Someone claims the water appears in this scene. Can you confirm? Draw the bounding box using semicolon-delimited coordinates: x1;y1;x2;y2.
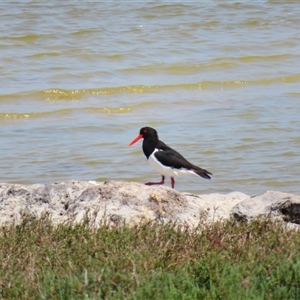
0;2;299;195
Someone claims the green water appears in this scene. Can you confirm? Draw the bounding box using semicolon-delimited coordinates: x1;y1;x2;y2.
0;2;299;194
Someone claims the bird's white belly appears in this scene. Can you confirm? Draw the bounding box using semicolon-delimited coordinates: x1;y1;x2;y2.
148;150;197;178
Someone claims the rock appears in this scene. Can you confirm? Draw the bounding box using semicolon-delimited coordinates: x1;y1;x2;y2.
231;191;300;226
0;181;299;228
183;191;248;224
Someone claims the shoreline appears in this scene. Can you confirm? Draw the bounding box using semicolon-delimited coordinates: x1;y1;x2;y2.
0;180;299;228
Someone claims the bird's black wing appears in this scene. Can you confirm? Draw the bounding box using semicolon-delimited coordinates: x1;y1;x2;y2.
155;141;192;169
155;141;212;179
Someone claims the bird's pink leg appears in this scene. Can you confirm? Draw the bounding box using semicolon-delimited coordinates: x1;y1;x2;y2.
171;177;175;189
145;176;165;186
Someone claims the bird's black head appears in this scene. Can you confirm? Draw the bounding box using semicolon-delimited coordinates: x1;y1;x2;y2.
129;126;158;146
139;127;158;139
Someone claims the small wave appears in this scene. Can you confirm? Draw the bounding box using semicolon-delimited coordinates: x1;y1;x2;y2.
28;52;60;58
0;109;73;120
1;73;300;103
0;101;157;120
122;62;237;74
122;54;294;74
71;28;102;36
42;86;164;99
0;33;55;42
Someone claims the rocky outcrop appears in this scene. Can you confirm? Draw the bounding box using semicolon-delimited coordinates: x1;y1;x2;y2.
0;180;299;228
231;191;300;225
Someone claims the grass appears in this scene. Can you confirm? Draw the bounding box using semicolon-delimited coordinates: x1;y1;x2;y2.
0;212;300;299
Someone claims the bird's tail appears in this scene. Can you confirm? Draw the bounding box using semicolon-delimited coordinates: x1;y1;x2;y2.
192;166;212;180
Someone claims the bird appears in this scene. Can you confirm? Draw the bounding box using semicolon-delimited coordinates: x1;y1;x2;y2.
129;126;212;189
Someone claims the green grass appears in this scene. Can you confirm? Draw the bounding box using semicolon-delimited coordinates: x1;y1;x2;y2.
0;213;300;299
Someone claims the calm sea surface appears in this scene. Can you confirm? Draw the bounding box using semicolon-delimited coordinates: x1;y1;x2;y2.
0;2;299;195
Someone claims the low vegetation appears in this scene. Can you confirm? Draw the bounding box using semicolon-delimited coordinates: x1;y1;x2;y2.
0;213;300;299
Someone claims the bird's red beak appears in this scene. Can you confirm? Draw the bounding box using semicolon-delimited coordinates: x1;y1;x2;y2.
129;134;143;146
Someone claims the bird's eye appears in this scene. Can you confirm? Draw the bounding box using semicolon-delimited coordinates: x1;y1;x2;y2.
143;129;148;133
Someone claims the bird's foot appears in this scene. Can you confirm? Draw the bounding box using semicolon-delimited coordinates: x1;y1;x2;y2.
145;181;164;186
145;176;165;186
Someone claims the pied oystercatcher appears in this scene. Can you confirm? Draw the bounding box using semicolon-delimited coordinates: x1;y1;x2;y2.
129;126;212;189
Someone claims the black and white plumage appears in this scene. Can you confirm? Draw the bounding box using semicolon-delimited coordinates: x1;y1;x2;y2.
129;126;212;189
